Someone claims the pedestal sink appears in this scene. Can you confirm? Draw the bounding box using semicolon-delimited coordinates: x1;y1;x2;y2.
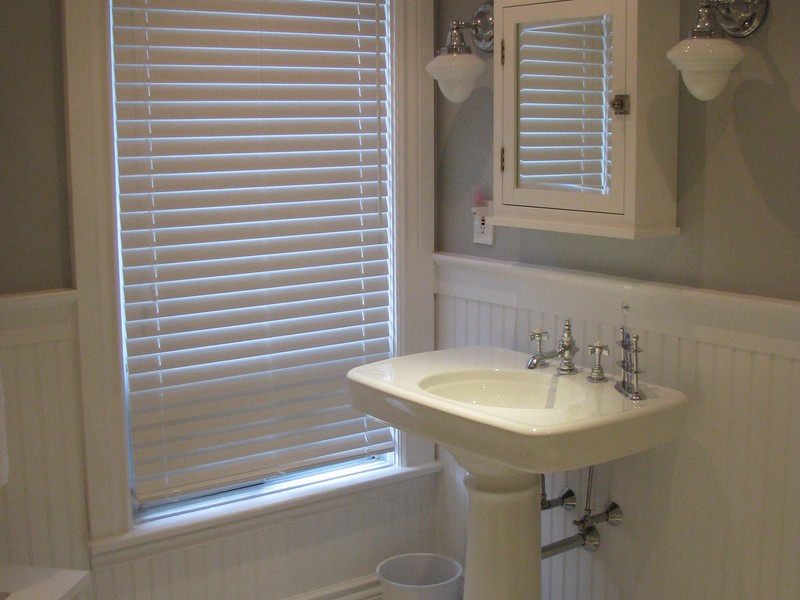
347;346;688;599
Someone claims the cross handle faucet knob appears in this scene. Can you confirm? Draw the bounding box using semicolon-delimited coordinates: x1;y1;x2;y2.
529;329;549;367
529;329;548;349
587;340;609;383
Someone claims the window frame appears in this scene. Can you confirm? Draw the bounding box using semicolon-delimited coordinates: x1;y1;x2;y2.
65;0;436;543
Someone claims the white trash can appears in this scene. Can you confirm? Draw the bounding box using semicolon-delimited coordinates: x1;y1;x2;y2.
377;553;462;600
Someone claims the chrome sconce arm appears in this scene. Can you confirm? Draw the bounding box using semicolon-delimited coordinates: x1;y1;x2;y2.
667;0;769;101
713;0;769;38
426;2;494;104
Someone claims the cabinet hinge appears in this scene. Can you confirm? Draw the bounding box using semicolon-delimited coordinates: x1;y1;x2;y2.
501;39;505;66
500;146;505;172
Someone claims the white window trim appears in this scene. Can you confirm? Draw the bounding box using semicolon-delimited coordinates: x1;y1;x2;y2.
64;0;436;542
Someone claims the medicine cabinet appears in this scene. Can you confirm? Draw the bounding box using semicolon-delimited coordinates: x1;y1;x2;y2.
491;0;680;238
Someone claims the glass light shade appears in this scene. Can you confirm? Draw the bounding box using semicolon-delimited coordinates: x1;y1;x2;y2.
667;37;744;101
426;53;485;104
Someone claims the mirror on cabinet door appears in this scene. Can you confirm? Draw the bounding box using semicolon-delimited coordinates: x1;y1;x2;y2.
492;0;680;239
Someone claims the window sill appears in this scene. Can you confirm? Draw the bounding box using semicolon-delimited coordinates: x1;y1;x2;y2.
89;462;442;569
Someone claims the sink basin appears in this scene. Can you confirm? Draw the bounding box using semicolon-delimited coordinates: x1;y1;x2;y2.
348;346;688;473
419;368;584;409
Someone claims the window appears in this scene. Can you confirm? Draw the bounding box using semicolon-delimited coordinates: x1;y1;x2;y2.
110;0;397;510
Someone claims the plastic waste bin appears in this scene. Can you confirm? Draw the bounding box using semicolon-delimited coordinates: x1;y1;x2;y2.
376;553;462;600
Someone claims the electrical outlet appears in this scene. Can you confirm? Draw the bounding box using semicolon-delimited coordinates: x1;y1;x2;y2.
472;202;494;245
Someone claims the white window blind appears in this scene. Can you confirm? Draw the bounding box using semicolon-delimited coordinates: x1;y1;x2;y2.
111;0;394;507
517;16;612;193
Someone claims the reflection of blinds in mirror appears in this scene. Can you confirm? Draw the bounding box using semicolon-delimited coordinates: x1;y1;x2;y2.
517;17;612;194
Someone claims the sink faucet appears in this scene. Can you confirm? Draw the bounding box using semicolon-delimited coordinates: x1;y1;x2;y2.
527;319;579;374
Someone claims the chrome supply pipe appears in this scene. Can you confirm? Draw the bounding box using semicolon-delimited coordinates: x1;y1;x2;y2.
541;525;600;559
582;466;595;518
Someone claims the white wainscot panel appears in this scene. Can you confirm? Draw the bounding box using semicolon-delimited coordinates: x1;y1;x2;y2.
0;291;93;600
92;474;438;600
433;253;800;600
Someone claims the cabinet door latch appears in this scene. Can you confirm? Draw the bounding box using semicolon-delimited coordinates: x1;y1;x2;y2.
609;94;630;115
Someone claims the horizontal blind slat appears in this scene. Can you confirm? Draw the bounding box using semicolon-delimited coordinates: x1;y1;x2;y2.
126;294;390;348
128;338;391;396
128;321;391;375
129;351;391;413
127;306;390;360
117;133;381;159
131;378;360;429
117;149;387;177
122;245;388;286
119;197;388;232
122;261;389;305
119;213;388;248
115;117;386;140
124;276;389;322
117;166;388;195
113;0;387;16
132;398;378;457
121;230;388;266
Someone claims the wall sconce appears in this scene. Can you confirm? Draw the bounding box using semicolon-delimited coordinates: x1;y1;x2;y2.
426;2;494;104
667;0;768;101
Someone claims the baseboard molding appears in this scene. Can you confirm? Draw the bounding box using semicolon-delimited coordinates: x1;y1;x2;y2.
286;575;381;600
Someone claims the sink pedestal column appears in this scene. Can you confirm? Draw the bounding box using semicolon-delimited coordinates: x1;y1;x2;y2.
461;464;542;599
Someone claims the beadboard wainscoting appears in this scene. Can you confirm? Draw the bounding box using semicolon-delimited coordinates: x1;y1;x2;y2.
90;472;438;600
433;253;800;600
0;291;89;569
0;292;439;600
0;291;92;599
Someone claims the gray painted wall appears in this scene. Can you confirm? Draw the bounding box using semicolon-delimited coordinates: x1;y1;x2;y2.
435;0;800;302
0;0;71;294
1;1;797;301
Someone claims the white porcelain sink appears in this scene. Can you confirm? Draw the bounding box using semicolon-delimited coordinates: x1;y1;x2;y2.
348;346;688;599
348;346;688;473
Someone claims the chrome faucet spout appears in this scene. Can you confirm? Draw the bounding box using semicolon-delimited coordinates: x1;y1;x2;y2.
526;350;560;369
